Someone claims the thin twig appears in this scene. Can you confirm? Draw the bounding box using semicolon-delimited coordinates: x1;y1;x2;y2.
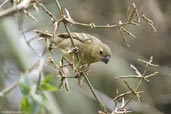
0;81;18;97
0;0;9;8
74;19;137;29
83;73;107;112
0;0;32;19
122;56;157;108
55;0;108;112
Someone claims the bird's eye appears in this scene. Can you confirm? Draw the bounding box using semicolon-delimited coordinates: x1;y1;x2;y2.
100;50;103;55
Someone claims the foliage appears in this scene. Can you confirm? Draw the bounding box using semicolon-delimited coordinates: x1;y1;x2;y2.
0;0;167;114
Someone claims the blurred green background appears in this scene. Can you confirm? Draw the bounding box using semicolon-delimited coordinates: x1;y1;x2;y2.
0;0;171;114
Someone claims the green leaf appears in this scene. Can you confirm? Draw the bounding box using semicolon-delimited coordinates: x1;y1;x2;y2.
41;83;58;92
19;82;31;95
43;74;54;83
20;96;31;114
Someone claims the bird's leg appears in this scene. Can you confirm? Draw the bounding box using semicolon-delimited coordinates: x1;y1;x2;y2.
59;56;79;78
59;56;73;72
67;46;81;69
60;56;74;69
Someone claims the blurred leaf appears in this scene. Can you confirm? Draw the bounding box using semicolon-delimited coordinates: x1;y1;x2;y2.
20;96;31;114
43;74;54;83
41;83;58;92
19;82;31;95
32;93;44;104
41;74;58;92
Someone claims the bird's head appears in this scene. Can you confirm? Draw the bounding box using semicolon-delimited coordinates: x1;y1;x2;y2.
93;43;112;64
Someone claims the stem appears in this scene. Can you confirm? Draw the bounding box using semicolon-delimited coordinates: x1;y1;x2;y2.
123;57;151;108
61;76;76;78
75;22;118;28
135;57;151;91
55;0;107;112
122;95;134;108
74;19;137;29
0;0;9;8
64;25;80;59
0;0;31;19
83;73;107;113
0;6;17;18
0;81;18;97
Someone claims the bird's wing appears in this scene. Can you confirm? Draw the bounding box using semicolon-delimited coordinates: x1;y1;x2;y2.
57;32;92;44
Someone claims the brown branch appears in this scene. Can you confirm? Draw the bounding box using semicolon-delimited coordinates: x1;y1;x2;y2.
0;0;31;19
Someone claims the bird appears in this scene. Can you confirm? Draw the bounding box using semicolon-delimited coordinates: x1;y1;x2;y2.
35;30;112;66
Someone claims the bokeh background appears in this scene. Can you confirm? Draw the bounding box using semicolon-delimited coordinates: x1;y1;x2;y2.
0;0;171;114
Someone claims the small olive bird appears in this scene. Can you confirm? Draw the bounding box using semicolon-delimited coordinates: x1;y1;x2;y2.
35;30;112;66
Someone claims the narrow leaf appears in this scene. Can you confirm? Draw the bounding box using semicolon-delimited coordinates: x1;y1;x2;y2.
41;83;58;92
20;96;31;114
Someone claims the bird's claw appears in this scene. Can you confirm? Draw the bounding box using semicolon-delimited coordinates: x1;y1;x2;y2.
67;47;79;54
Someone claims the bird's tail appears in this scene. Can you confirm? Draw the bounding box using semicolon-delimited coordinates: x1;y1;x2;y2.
35;30;53;39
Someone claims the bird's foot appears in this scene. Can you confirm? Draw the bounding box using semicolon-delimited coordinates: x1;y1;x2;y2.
67;47;79;54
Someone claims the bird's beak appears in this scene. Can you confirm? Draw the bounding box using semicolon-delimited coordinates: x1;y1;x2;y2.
102;56;110;64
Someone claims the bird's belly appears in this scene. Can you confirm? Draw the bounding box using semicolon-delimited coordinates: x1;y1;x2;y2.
62;52;90;65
